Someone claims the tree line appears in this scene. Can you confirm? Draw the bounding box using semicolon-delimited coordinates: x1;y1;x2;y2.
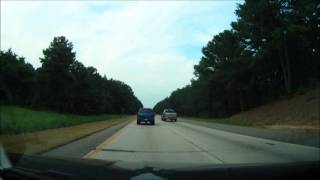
154;0;319;117
0;36;143;115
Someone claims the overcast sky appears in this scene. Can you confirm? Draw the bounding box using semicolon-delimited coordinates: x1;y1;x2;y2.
1;1;240;108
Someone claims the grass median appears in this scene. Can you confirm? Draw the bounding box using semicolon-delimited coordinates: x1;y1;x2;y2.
0;106;132;154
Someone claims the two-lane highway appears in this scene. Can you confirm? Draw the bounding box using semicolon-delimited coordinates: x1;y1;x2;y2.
83;116;320;168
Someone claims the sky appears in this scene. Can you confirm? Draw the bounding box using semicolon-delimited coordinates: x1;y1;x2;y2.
1;1;241;108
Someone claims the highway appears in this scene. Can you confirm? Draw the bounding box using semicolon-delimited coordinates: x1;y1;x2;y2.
82;116;320;168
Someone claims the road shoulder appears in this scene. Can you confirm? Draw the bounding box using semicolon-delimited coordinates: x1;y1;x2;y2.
179;118;320;147
41;121;131;158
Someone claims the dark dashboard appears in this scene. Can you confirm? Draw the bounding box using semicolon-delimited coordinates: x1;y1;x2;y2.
1;154;319;180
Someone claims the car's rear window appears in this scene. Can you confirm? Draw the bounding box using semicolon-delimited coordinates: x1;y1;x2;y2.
139;108;154;113
166;109;176;113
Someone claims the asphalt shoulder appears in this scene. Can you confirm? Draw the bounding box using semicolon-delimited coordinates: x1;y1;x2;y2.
40;121;130;158
179;119;320;148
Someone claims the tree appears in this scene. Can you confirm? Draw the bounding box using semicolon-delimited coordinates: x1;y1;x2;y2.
0;49;36;106
36;36;76;112
1;39;143;115
154;0;320;118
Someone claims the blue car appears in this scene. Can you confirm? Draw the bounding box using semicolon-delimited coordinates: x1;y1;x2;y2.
137;108;155;125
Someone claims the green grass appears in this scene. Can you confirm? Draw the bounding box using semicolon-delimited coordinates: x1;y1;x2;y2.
0;106;121;135
182;117;253;126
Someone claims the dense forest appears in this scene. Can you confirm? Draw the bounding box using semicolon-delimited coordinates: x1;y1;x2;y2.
154;0;319;117
0;36;143;115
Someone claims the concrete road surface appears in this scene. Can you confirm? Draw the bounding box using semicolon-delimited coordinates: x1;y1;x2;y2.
84;116;320;168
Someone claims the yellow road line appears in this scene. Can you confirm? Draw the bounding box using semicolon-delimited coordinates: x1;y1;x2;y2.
83;120;131;159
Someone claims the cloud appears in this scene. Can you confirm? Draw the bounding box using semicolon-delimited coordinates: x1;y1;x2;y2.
1;1;239;107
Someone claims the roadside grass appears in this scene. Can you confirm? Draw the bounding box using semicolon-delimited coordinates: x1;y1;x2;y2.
0;106;121;135
0;117;132;154
181;117;253;126
230;88;320;133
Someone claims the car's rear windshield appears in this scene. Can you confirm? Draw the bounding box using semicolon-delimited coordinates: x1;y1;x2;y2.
139;108;154;113
166;109;175;113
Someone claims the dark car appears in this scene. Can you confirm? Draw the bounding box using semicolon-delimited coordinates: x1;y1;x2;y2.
137;108;155;125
